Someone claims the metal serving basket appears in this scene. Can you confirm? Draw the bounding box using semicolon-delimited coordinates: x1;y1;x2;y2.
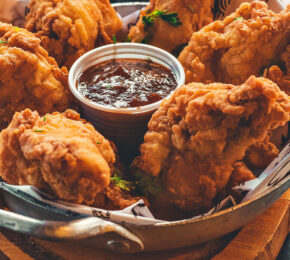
0;1;289;254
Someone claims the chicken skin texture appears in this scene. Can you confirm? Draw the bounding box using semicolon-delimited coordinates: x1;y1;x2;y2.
0;23;71;130
128;0;213;53
133;76;290;212
178;1;290;85
245;134;279;169
263;45;290;95
0;109;116;205
25;0;122;68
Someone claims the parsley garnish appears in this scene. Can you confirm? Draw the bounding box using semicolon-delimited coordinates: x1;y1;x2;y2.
43;116;46;122
126;36;131;42
96;141;101;144
105;86;112;90
142;10;182;28
0;40;7;44
133;170;163;196
13;27;20;31
110;170;135;191
234;17;243;21
112;34;116;44
34;129;43;132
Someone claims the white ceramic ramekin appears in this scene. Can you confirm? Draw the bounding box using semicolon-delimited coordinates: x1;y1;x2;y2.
69;43;185;161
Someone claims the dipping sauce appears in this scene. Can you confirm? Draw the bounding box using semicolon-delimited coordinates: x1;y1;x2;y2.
77;59;177;108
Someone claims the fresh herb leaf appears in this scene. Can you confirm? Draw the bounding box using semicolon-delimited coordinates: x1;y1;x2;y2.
112;34;116;44
110;173;135;191
34;129;43;132
126;36;131;42
105;85;112;90
133;170;163;196
43;116;46;122
187;5;196;13
234;17;243;21
96;141;101;144
0;40;7;44
142;9;182;28
13;27;20;31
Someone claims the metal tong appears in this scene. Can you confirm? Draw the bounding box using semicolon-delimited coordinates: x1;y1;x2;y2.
0;180;144;253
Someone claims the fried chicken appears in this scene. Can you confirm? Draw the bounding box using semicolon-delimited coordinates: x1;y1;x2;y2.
133;76;290;213
128;0;213;53
178;1;290;85
0;109;116;205
25;0;122;68
0;22;71;130
263;45;290;95
245;134;279;169
227;161;256;189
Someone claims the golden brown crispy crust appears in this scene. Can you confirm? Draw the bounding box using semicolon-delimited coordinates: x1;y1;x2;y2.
178;1;290;84
0;109;116;205
245;135;279;169
263;45;290;95
227;161;255;189
133;76;290;212
128;0;213;53
25;0;122;68
0;22;72;130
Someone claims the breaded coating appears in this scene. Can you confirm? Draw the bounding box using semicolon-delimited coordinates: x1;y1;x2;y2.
263;45;290;95
25;0;122;68
0;109;116;205
178;1;290;85
245;135;279;169
227;161;255;189
133;76;290;212
0;22;71;130
128;0;213;53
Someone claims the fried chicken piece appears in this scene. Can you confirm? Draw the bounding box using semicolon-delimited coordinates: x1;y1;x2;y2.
263;45;290;95
0;109;116;205
227;161;255;189
25;0;122;68
0;22;71;130
178;1;290;84
128;0;213;53
133;76;290;213
245;135;279;169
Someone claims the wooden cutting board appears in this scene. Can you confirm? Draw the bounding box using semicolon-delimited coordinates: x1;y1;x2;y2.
0;188;289;260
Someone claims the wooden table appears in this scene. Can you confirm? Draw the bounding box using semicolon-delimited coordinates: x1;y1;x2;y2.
0;188;289;260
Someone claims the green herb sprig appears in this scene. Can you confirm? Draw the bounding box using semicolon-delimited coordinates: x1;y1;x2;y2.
112;34;116;44
34;129;43;133
133;170;163;196
234;17;243;21
142;10;182;28
0;40;7;44
111;168;135;191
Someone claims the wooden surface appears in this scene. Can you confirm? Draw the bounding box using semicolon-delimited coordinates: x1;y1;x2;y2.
0;189;289;260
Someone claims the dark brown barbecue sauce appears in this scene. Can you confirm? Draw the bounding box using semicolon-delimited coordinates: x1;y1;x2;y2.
77;59;177;108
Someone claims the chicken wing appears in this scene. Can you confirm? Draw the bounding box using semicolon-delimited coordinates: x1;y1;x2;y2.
0;22;71;130
128;0;213;53
133;76;290;213
0;109;116;205
25;0;122;68
178;1;290;85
